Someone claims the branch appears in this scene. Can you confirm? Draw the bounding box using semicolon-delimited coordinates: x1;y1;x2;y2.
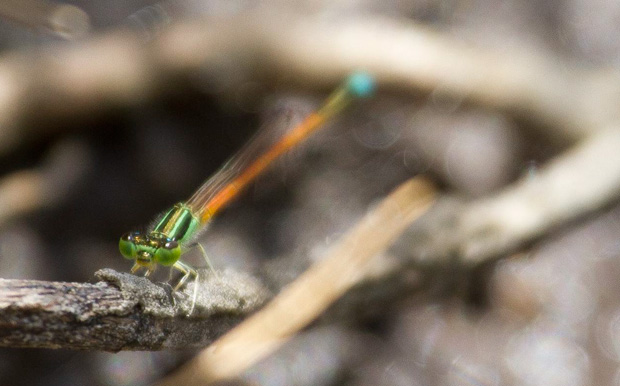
0;268;269;351
395;128;620;265
1;13;618;153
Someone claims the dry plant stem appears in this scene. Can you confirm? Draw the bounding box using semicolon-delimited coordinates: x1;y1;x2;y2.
403;128;620;265
157;177;436;386
459;128;620;262
0;13;617;153
250;15;620;143
0;269;268;350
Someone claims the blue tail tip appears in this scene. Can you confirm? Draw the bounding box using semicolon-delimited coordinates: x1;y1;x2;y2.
347;71;375;98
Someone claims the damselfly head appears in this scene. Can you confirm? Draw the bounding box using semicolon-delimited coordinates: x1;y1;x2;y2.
119;231;181;267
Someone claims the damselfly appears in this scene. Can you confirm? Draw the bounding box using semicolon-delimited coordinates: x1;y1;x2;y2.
119;72;375;313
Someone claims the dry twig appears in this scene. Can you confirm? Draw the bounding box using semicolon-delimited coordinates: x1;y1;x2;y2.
0;269;269;350
1;13;618;153
397;128;620;265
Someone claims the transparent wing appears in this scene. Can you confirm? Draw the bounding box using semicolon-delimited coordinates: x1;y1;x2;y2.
186;102;308;222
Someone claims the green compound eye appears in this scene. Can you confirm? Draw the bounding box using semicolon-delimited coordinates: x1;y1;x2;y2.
154;240;181;266
119;233;138;260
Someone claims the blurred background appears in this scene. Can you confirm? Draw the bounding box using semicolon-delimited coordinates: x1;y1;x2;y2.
1;0;620;385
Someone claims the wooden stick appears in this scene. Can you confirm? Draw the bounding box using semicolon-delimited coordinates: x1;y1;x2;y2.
0;268;269;351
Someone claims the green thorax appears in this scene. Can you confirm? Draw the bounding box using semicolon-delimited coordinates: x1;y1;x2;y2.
153;202;200;243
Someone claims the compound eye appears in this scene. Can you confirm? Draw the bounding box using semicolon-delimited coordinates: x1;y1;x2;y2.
154;240;181;266
119;232;138;260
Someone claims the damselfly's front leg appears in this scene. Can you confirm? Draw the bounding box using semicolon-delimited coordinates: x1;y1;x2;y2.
131;262;156;277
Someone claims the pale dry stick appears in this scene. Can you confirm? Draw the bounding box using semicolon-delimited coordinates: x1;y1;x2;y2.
161;13;620;143
0;13;617;154
460;128;620;262
400;128;620;266
157;177;436;386
250;14;620;143
0;0;90;39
